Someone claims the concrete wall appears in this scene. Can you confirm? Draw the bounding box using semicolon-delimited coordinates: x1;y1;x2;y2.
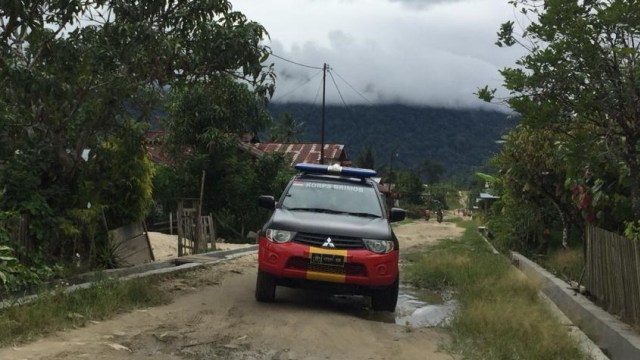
512;252;640;360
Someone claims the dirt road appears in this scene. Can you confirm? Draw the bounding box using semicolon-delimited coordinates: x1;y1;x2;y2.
1;216;462;360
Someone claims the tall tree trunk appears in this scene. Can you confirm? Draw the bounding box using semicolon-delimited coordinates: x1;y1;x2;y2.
628;137;640;221
629;161;640;221
549;197;569;248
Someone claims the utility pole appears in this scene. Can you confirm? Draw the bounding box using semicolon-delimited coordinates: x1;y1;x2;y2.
320;63;327;164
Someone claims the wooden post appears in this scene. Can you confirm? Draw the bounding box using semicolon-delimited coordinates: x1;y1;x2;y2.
177;201;184;257
196;171;206;253
169;212;173;235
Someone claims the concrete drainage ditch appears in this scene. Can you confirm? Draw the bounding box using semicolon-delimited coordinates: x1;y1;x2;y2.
512;252;637;360
0;245;258;310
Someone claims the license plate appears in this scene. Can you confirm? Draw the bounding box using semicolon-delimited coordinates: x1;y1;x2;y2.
310;253;345;267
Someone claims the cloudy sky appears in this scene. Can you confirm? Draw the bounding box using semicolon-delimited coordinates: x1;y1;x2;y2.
234;0;527;110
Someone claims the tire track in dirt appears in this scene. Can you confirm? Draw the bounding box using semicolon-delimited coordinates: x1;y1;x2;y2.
2;219;464;360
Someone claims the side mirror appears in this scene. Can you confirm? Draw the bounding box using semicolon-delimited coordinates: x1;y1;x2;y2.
258;195;276;210
389;207;406;223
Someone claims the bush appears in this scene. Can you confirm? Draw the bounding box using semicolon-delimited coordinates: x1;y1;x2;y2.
402;203;427;219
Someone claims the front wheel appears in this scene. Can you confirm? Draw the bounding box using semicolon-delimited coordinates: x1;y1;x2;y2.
255;270;276;302
371;276;399;312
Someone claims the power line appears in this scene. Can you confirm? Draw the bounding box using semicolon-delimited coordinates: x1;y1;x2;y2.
270;53;324;70
311;72;324;106
327;69;353;112
331;68;374;105
272;69;323;102
268;54;373;105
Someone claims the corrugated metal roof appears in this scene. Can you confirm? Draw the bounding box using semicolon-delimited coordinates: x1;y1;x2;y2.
479;192;500;199
144;131;264;166
254;143;347;165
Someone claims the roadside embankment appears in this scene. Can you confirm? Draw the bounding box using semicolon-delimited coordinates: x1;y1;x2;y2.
512;252;640;360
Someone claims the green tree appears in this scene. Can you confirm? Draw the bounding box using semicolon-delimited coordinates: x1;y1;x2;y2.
154;143;292;241
269;112;303;143
479;0;640;231
488;126;582;250
166;78;272;153
162;78;292;240
396;170;423;205
82;121;154;228
355;144;376;170
420;159;445;185
0;1;275;266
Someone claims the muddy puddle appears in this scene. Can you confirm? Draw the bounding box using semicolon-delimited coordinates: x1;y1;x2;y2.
394;285;457;328
327;284;457;328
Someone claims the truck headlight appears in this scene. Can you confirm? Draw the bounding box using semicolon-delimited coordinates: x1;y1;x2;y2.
363;239;394;254
265;229;295;243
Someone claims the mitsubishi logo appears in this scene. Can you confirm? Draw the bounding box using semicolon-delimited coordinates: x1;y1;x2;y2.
322;237;335;248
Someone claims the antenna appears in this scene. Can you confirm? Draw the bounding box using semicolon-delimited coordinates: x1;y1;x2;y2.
320;63;327;164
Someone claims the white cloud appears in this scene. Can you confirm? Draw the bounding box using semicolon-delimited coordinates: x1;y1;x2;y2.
235;0;527;109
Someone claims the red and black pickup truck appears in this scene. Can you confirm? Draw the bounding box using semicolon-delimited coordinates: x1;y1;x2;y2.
255;163;406;312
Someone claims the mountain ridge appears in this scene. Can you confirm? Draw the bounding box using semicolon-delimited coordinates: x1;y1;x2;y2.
267;103;518;182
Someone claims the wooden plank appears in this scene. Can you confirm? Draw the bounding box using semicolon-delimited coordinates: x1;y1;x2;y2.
604;230;610;305
625;238;639;324
108;223;153;267
587;225;640;325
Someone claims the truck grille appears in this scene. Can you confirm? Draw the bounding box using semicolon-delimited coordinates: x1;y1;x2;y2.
286;257;367;276
294;232;364;249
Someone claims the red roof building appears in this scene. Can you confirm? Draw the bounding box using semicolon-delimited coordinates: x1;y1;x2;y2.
145;131;350;168
253;143;350;166
145;131;174;166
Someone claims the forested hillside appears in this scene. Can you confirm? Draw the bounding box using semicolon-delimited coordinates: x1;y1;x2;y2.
268;103;518;182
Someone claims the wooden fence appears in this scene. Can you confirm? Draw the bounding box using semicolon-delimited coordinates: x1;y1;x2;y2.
147;213;178;234
586;225;640;325
0;214;32;259
176;199;216;256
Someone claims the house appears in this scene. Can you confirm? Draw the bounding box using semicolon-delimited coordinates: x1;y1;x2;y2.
475;192;500;211
145;131;174;166
253;143;351;166
145;131;265;167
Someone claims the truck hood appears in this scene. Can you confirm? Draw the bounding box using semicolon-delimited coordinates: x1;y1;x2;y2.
265;208;392;239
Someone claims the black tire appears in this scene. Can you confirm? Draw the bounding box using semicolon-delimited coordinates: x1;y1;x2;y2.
371;275;399;312
255;270;276;302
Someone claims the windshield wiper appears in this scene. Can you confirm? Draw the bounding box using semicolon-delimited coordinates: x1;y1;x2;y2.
345;212;381;218
284;207;342;214
284;207;379;217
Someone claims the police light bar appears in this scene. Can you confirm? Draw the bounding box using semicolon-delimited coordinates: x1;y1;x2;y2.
294;163;376;178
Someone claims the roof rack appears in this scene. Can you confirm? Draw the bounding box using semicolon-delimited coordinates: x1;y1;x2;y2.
294;163;376;178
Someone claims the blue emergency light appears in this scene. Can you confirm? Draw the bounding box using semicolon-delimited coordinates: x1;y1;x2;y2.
294;163;377;178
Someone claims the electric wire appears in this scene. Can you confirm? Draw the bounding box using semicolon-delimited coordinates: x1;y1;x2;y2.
270;53;324;70
330;68;374;105
266;55;392;164
272;69;323;102
281;72;324;138
311;76;323;106
266;54;370;145
327;68;355;114
266;52;323;140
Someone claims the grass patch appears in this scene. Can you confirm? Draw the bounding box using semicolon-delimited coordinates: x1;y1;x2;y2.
0;277;170;347
447;216;464;224
540;247;585;283
445;192;462;210
403;220;588;360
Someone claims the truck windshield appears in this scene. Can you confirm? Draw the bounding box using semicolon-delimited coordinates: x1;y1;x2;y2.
282;179;383;217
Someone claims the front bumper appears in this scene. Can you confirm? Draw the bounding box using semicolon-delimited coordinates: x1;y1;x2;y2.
258;236;398;287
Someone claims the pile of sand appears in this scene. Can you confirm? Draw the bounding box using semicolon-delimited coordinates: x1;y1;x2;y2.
147;232;254;261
